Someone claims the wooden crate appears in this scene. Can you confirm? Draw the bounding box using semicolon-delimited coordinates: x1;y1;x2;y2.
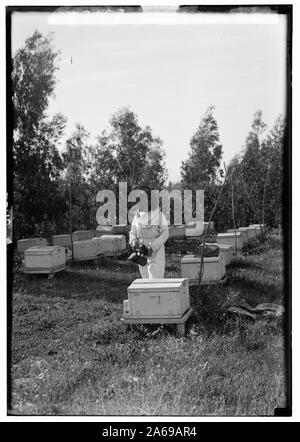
73;240;98;261
217;232;244;249
17;238;48;254
52;234;71;248
72;230;94;242
127;278;190;318
23;246;65;274
181;255;226;285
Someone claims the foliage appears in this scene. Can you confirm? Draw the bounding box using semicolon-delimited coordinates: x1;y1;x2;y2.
12;31;67;239
181;105;223;190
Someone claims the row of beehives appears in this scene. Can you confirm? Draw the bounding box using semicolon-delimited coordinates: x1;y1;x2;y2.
19;229;128;274
180;223;266;285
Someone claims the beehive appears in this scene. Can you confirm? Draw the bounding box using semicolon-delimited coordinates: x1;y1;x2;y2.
112;224;130;235
113;234;127;251
217;232;244;249
73;240;98;261
249;224;266;235
94;235;121;256
181;255;226;285
94;225;118;237
23;246;66;274
227;228;248;244
247;226;259;239
17;237;48;254
169;225;186;238
204;221;214;232
52;234;71;248
206;242;234;266
72;230;94;242
185;221;204;237
127;278;190;318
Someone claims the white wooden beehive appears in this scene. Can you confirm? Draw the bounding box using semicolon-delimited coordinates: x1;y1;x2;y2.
127;278;190;318
169;225;186;238
72;230;94;242
181;255;226;285
185;221;204;237
113;235;127;251
94;226;118;237
227;228;249;244
17;237;48;254
52;234;71;248
112;224;130;235
249;224;266;235
23;246;66;273
207;242;234;266
217;232;244;249
95;235;121;256
73;240;98;261
247;226;259;239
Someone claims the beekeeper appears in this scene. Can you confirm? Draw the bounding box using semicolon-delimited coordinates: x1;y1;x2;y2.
129;199;169;279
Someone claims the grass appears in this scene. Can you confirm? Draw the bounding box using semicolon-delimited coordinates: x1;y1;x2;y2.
9;232;286;416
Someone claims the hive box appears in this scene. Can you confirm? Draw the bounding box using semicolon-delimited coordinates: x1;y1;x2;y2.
23;246;65;274
249;224;266;235
112;224;130;235
206;243;234;266
93;235;121;256
217;232;244;250
72;230;94;242
113;234;127;251
227;228;249;244
181;255;226;285
169;225;186;238
127;278;190;318
185;221;214;237
94;226;118;237
52;234;71;248
73;240;98;261
247;226;259;239
17;237;48;254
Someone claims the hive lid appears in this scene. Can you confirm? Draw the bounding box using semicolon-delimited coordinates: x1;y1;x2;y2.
207;242;233;250
73;230;93;234
217;232;241;237
73;240;94;245
238;227;249;231
128;278;188;291
53;234;71;238
18;237;46;243
25;246;63;254
99;235;119;240
181;255;220;264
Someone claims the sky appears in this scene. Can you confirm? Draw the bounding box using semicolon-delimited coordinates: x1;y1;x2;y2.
11;10;287;182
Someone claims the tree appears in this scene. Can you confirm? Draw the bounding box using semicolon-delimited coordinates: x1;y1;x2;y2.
12;31;66;239
61;124;96;230
181;105;223;190
94;107;167;191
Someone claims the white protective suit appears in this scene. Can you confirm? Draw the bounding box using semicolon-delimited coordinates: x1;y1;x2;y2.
129;208;169;279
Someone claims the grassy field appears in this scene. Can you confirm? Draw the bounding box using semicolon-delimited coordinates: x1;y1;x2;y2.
9;233;286;416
